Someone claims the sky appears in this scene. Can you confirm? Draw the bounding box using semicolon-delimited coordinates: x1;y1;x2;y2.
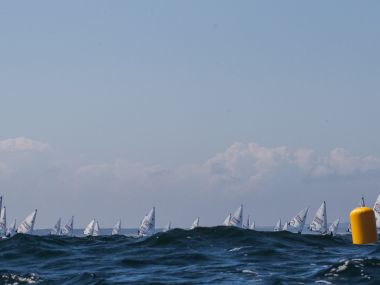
0;1;380;229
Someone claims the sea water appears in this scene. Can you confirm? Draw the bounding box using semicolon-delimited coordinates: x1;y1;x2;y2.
0;227;379;284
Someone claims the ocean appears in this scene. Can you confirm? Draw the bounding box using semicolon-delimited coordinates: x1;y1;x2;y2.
0;227;379;284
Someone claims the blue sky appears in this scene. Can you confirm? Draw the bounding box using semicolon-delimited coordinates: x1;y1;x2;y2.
0;1;379;228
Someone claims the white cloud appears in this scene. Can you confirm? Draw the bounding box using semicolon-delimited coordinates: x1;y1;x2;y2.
307;148;380;177
203;142;290;187
74;143;380;193
0;137;49;152
202;143;380;188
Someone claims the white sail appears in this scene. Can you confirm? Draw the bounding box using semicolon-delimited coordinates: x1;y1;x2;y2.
274;219;282;232
61;216;74;236
0;207;6;236
229;205;243;228
17;209;37;234
93;221;100;236
250;220;256;230
51;218;61;235
163;222;171;232
190;217;199;230
283;221;289;231
289;207;309;234
347;223;352;233
84;219;95;236
223;213;231;226
138;207;155;236
309;201;328;234
112;219;121;235
328;218;340;236
6;219;16;237
373;194;380;228
244;215;251;229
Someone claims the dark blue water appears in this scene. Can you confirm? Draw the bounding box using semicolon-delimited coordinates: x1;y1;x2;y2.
0;227;379;284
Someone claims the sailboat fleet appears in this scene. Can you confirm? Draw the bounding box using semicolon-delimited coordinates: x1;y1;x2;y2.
0;194;380;238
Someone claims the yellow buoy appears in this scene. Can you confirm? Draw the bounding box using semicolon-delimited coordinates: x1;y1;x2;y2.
350;207;378;245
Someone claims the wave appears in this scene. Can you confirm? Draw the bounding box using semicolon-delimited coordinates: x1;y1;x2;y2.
0;227;378;284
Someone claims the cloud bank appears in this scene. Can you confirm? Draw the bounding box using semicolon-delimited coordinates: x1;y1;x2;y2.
1;139;380;227
76;142;380;192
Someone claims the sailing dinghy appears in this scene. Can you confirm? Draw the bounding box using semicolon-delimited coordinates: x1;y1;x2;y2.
223;213;231;226
17;210;37;234
84;219;95;236
373;194;380;229
61;216;74;236
244;215;251;229
163;222;172;232
112;219;121;235
93;221;100;236
289;207;309;234
229;205;243;228
250;220;256;230
51;218;62;235
328;218;340;236
309;201;328;235
274;219;282;232
138;207;155;237
190;217;200;230
0;207;6;237
6;219;16;237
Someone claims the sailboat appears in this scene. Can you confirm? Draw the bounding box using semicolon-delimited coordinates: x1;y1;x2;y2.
84;219;95;236
17;209;37;234
0;206;7;237
250;220;256;230
138;207;155;237
274;219;282;232
51;218;62;235
328;218;340;236
373;194;380;229
289;207;309;234
309;201;328;234
61;216;74;236
190;217;200;230
229;205;243;228
163;222;171;232
283;221;289;231
93;221;100;236
112;219;121;235
347;223;352;233
244;215;251;229
6;219;16;237
223;213;231;226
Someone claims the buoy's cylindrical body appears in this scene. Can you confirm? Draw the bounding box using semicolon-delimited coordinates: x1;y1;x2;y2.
350;207;378;245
